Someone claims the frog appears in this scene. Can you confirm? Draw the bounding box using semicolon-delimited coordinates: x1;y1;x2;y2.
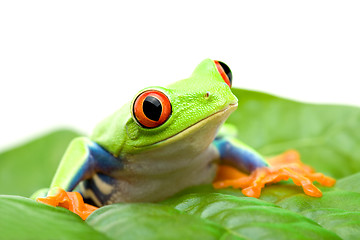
35;59;336;220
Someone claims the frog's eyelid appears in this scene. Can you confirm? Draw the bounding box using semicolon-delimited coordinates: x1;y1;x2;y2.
214;60;232;87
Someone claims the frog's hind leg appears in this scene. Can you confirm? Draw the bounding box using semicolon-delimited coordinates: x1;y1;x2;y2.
212;137;336;198
212;137;269;197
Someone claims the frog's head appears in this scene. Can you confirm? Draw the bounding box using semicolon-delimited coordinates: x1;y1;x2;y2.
92;59;238;156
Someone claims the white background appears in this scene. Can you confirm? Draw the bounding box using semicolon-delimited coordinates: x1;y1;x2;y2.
0;1;359;151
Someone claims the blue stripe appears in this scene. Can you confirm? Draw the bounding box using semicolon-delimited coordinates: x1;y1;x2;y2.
68;142;123;192
89;142;123;173
213;138;268;173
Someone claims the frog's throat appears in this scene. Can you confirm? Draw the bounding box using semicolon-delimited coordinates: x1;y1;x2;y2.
140;103;238;148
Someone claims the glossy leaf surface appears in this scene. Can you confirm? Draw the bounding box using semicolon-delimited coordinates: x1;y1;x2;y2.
0;195;108;240
0;130;80;196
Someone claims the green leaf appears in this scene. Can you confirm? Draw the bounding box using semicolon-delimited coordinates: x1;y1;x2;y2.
168;184;360;240
228;89;360;179
162;193;340;240
273;190;360;239
336;172;360;193
86;203;245;240
0;129;81;196
301;209;360;240
0;195;109;240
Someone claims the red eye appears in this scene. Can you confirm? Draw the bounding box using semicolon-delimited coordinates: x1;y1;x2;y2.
133;90;172;128
214;60;232;87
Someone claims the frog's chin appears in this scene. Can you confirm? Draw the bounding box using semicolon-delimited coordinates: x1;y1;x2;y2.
149;103;238;149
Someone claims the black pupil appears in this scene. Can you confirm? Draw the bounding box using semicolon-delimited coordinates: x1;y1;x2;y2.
218;61;232;85
143;96;162;121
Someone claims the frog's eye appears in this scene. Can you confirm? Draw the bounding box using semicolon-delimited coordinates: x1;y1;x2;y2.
133;90;172;128
214;60;232;88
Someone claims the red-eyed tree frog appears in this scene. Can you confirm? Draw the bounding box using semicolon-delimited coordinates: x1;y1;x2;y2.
35;59;335;220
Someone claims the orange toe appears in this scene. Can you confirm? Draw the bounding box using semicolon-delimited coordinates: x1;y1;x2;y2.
63;192;99;220
302;183;322;197
36;188;67;207
309;172;336;187
242;186;262;198
37;188;98;220
213;150;336;198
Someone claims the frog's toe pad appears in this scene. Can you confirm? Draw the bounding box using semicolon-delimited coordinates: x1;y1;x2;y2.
36;188;98;220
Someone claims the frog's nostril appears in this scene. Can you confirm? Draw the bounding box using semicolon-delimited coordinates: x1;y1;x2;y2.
204;92;210;99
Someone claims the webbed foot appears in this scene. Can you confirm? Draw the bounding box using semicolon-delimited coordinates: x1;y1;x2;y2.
36;188;98;220
213;150;336;198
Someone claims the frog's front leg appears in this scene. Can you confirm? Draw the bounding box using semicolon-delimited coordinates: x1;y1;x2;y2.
36;137;123;219
212;137;336;198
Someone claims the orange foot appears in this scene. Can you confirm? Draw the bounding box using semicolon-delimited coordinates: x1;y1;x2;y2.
36;188;98;220
213;150;336;198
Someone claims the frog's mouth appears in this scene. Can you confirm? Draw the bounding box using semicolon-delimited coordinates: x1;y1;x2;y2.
146;102;238;148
